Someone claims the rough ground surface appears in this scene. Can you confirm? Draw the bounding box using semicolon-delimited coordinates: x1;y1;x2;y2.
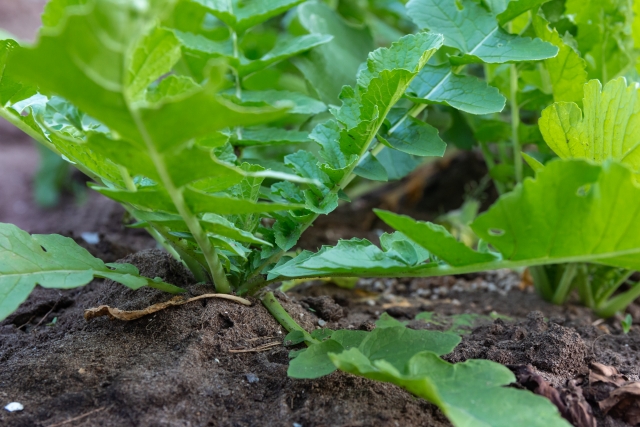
1;249;638;427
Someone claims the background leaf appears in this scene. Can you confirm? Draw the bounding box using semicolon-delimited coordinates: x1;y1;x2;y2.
406;0;558;64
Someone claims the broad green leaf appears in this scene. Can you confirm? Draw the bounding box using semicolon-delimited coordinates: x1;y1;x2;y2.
376;148;422;180
238;35;332;77
331;32;444;158
284;150;332;195
330;351;571;427
532;15;587;104
0;223;184;321
353;153;388;181
231;128;309;146
471;159;640;270
375;210;496;267
2;94;125;186
294;1;374;104
132;211;269;245
92;185;303;215
287;338;345;378
407;65;506;115
270;238;426;278
496;0;552;25
4;0;168;140
406;0;558;64
238;90;326;115
288;326;459;379
380;232;431;266
273;159;640;279
84;132;247;187
176;31;332;77
564;0;634;81
357;327;460;372
539;78;640;173
192;0;304;33
128;27;182;100
379;116;447;156
4;1;287;152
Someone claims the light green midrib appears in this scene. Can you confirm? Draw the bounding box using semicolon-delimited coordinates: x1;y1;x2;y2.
0;269;123;279
274;246;640;279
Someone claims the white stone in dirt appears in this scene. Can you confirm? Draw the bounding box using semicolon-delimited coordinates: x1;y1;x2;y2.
318;319;326;326
80;232;100;244
245;373;259;383
4;402;23;412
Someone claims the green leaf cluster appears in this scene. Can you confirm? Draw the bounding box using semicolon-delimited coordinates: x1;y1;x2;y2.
0;0;337;300
273;158;640;281
287;315;570;427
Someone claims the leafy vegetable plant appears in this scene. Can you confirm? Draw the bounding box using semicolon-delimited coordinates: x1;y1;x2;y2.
286;313;571;427
1;0;638;426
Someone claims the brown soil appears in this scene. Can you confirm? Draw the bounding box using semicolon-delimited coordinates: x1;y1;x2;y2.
1;249;639;427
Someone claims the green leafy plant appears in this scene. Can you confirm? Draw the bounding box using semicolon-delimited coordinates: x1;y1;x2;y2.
1;1;638;425
286;313;571;427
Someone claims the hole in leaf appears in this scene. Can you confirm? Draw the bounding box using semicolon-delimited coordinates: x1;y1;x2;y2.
576;184;592;197
40;246;47;252
488;229;505;237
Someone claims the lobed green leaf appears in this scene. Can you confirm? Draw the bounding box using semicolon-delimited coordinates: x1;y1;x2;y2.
0;223;184;322
407;0;558;64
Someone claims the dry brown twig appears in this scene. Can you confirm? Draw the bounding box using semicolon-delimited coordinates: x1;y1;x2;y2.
84;294;252;321
45;405;111;427
229;342;281;353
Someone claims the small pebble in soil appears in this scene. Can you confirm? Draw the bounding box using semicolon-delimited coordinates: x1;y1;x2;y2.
80;232;100;244
318;319;326;326
293;423;302;427
4;402;23;412
245;373;259;383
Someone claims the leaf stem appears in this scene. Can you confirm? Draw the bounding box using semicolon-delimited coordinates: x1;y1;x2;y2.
510;63;522;183
529;265;553;301
478;141;506;195
551;263;578;305
231;28;243;141
595;270;633;306
596;281;640;318
574;264;594;308
126;107;232;293
260;291;319;344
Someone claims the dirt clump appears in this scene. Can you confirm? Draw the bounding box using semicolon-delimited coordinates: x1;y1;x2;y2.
447;311;589;382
